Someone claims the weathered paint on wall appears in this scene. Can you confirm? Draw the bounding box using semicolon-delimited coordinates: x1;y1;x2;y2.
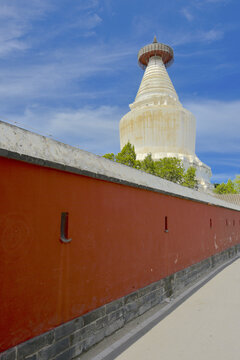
0;155;239;353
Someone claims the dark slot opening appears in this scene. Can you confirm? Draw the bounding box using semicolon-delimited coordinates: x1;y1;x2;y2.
210;218;212;228
165;216;168;233
60;212;72;243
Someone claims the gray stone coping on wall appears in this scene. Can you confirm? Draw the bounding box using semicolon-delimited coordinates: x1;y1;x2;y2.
0;120;240;212
1;244;239;360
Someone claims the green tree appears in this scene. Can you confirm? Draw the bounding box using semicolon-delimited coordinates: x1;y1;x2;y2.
214;179;238;194
134;160;142;170
102;143;199;190
182;166;198;189
154;157;184;184
103;153;115;161
115;142;137;167
233;175;240;193
140;153;156;175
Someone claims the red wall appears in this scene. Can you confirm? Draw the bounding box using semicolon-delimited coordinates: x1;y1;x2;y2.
0;156;239;352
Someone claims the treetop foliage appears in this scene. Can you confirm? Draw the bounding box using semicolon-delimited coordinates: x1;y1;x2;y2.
103;142;198;189
182;167;198;190
154;157;185;184
214;177;240;194
103;142;240;194
115;142;136;167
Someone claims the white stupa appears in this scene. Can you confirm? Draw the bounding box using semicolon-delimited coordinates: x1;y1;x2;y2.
119;37;212;192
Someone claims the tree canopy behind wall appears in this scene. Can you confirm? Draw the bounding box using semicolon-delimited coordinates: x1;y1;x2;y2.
103;142;198;190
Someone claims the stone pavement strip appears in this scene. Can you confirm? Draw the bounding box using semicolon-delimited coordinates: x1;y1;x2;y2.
116;258;240;360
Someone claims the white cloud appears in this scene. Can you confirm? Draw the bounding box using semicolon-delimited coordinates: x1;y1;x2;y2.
71;13;102;30
200;29;223;41
184;99;240;154
0;18;28;56
0;0;51;57
204;0;229;3
211;173;236;182
61;1;102;37
171;28;224;46
0;0;50;19
0;39;28;56
48;106;120;138
0;1;103;56
209;159;240;168
77;0;99;11
4;105;123;155
181;8;194;21
85;13;102;29
0;0;103;55
193;0;231;8
0;5;20;19
0;42;135;101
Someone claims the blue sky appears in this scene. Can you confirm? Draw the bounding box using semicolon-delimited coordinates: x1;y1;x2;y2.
0;0;239;183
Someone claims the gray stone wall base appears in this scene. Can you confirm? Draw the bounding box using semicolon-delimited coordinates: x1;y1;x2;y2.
1;244;240;360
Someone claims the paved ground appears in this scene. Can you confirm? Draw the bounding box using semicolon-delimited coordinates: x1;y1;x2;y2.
116;258;240;360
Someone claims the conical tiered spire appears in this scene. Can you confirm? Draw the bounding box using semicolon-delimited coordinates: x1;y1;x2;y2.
134;56;179;106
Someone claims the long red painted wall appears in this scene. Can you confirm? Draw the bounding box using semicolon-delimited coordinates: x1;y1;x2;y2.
0;156;239;352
